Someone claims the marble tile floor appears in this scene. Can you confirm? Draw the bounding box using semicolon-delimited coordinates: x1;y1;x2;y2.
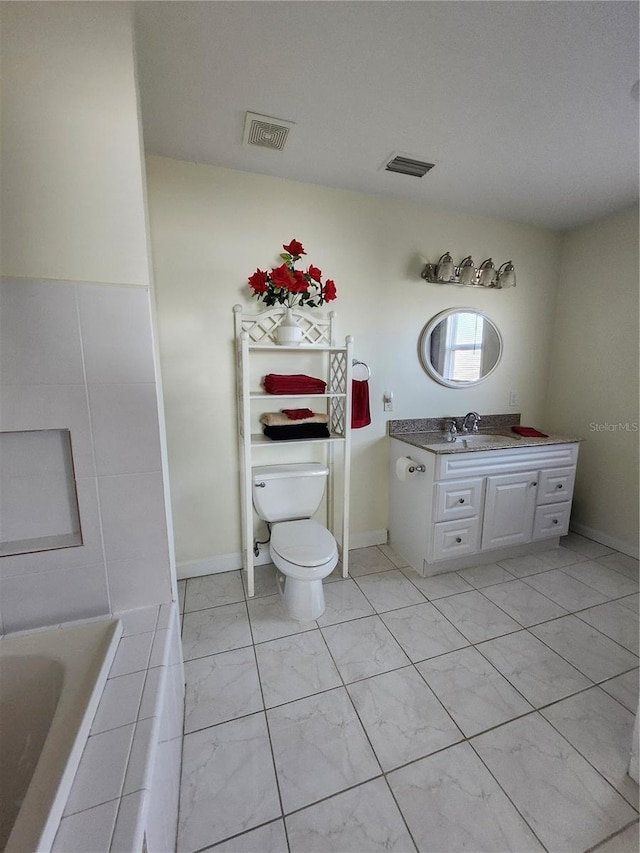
176;534;639;853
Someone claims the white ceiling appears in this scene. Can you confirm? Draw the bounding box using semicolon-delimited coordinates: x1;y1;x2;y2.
134;1;639;231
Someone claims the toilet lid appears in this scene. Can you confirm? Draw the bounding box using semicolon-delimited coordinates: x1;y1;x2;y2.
271;519;337;567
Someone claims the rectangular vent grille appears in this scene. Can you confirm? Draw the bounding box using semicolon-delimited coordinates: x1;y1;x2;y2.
385;155;435;177
243;112;294;152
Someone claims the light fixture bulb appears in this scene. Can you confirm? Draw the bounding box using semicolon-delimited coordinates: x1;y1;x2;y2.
436;252;455;282
478;258;497;287
458;256;476;285
497;260;516;289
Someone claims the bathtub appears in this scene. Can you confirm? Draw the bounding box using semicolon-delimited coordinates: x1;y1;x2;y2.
0;619;122;853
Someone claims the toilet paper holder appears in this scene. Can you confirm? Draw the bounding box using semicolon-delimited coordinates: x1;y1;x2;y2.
408;464;426;473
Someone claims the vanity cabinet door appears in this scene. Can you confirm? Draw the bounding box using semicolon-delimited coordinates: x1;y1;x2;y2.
481;471;538;550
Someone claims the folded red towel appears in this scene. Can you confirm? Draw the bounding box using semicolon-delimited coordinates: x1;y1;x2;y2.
264;374;325;385
511;426;549;438
281;408;315;420
264;373;327;394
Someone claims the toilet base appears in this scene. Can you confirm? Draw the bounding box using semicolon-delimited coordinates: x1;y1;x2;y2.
277;571;326;621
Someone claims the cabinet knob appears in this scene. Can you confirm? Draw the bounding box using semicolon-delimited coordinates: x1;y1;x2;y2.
556;483;563;489
552;519;559;524
455;537;462;543
458;498;465;504
531;481;537;487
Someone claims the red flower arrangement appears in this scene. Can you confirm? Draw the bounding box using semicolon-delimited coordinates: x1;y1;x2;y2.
248;239;337;309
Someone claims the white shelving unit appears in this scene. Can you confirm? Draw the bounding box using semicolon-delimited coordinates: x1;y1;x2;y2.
233;304;353;596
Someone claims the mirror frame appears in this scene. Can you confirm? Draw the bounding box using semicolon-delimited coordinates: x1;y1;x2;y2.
418;308;503;388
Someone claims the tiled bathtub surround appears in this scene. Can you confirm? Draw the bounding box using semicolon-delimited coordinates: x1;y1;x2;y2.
177;534;639;852
50;602;184;852
0;278;173;633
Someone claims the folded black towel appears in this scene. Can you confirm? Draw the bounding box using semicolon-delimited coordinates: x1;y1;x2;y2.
263;423;331;441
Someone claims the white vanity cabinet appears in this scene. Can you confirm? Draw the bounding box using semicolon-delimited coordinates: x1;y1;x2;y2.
389;437;580;576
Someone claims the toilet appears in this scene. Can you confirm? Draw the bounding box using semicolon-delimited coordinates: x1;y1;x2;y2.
251;463;339;620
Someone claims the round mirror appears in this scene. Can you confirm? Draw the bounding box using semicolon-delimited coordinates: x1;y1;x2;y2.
419;309;503;388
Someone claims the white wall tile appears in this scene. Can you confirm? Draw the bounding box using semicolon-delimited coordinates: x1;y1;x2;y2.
1;472;79;542
78;285;156;384
0;280;84;385
110;631;155;677
0;385;96;477
110;791;146;853
98;472;169;563
64;724;135;815
0;477;105;578
106;555;172;613
91;671;146;734
117;605;159;636
52;799;119;853
123;716;159;795
146;734;182;853
1;562;110;633
139;666;164;720
88;383;162;476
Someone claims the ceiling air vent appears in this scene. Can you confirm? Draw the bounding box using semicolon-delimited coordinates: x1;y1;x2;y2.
242;112;295;152
384;154;435;178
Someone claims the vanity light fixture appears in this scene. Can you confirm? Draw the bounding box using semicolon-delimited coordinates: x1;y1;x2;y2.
421;253;516;289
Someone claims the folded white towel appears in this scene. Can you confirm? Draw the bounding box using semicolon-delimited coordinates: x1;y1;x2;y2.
259;411;329;427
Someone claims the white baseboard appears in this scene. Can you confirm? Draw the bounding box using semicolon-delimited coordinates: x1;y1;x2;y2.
177;529;389;580
342;529;388;550
569;522;639;560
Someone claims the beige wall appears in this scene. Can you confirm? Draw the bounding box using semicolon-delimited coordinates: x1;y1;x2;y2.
0;2;149;285
544;207;639;556
146;155;565;572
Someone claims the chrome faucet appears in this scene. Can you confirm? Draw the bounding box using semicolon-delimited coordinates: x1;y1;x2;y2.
461;412;481;434
446;420;458;442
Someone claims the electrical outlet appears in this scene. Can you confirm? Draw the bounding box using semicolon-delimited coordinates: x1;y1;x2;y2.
383;391;393;412
508;390;519;406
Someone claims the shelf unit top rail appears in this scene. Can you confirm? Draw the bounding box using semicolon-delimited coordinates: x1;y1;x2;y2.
233;303;335;346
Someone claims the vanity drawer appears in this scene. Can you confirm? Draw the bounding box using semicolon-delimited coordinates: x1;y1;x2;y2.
532;502;571;539
434;479;483;522
536;467;576;505
431;517;481;561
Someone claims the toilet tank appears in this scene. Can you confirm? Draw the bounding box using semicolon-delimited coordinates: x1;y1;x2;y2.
252;463;328;522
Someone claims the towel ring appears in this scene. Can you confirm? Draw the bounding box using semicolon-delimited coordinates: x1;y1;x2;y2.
352;359;371;380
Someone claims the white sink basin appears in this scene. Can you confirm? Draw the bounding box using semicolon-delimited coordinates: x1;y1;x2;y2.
458;434;514;446
421;433;519;452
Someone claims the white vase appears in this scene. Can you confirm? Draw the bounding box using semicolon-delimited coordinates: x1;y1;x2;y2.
276;307;304;346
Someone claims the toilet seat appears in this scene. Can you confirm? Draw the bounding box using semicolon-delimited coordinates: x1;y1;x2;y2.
270;519;338;580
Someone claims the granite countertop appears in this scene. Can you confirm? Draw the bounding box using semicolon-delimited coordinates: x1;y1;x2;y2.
388;415;582;455
392;429;583;454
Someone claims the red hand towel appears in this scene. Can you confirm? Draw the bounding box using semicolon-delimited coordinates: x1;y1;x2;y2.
281;408;315;420
352;379;371;429
511;426;549;438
